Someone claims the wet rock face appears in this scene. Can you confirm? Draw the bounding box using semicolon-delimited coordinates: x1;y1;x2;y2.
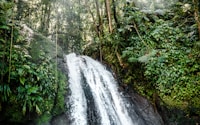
35;54;164;125
50;88;164;125
64;53;164;125
51;113;70;125
123;89;164;125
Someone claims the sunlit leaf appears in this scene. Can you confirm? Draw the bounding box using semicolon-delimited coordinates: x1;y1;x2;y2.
23;64;30;69
0;25;9;30
22;101;26;115
18;68;24;76
27;86;38;94
35;104;41;115
20;77;25;85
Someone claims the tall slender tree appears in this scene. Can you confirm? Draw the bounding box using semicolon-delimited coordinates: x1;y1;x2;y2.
105;0;112;33
193;0;200;38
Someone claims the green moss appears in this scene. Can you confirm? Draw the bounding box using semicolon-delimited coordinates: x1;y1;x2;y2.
162;96;188;109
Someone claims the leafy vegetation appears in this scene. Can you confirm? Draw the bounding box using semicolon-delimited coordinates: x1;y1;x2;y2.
120;2;200;114
84;0;200;123
0;1;66;123
1;0;200;124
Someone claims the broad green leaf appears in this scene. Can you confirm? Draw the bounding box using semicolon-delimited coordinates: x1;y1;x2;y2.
37;76;40;81
23;65;30;70
118;28;124;32
0;38;6;43
27;86;38;94
22;101;26;115
18;68;24;76
128;57;138;62
35;104;41;115
0;25;9;30
20;77;25;85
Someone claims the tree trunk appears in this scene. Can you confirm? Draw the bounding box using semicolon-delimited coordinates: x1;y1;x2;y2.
40;2;51;36
45;4;51;36
112;0;120;28
193;0;200;39
95;0;102;36
105;0;112;33
16;0;24;20
95;0;103;62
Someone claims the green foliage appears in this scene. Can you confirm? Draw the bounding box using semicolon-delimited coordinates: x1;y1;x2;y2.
36;112;52;125
0;44;56;122
51;70;67;116
0;1;67;123
87;0;200;119
120;2;200;115
145;46;200;108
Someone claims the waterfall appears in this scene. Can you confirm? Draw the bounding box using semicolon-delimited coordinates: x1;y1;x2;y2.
64;53;163;125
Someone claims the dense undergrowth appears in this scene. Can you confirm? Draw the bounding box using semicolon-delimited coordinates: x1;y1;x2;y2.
0;1;66;124
84;1;200;124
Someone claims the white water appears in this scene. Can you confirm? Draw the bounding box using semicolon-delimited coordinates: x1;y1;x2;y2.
65;53;142;125
66;53;87;125
65;53;141;125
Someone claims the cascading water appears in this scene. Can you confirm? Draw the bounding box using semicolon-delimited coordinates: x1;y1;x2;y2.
64;53;163;125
